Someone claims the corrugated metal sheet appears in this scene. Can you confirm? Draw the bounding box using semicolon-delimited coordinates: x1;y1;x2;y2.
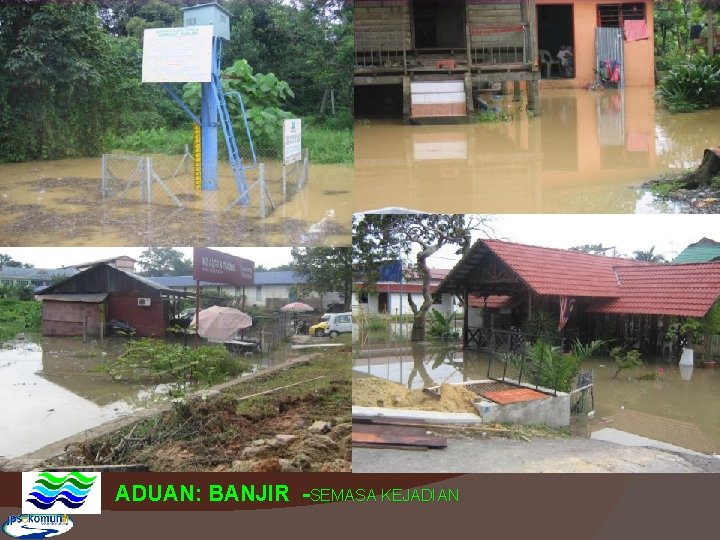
595;27;624;86
39;293;108;303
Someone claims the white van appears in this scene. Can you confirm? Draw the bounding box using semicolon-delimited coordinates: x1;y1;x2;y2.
326;312;352;337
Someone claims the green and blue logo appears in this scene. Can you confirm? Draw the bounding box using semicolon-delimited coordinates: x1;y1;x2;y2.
2;514;73;538
21;472;102;515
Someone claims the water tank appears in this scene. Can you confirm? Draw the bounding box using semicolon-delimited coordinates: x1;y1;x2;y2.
181;3;231;41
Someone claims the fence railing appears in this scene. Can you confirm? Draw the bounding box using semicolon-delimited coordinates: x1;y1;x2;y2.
466;24;529;68
355;27;407;72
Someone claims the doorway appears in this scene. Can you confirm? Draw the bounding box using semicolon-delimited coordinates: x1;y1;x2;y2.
537;5;574;78
412;0;465;49
378;292;389;313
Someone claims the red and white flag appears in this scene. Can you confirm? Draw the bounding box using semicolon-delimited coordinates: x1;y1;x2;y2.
559;296;575;331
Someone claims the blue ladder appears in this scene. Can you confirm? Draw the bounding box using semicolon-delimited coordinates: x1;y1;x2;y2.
211;39;249;205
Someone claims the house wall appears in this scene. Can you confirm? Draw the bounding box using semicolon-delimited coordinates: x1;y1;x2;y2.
537;0;654;87
467;2;524;50
107;295;167;337
355;0;411;52
42;301;103;336
360;292;455;315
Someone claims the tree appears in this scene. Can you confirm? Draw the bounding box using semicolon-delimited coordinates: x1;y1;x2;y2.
290;247;352;309
0;254;31;269
353;214;493;341
633;246;667;262
0;2;113;161
138;248;192;276
569;244;616;256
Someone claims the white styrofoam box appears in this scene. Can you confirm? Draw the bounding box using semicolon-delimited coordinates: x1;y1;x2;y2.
411;81;464;93
414;91;465;104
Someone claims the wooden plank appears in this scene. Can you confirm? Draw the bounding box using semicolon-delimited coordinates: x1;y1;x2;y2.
352;424;447;448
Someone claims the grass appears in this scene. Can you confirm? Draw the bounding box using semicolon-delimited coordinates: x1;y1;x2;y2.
230;350;351;422
104;128;192;155
303;125;353;164
473;110;512;123
103;123;353;165
0;299;41;343
647;176;685;198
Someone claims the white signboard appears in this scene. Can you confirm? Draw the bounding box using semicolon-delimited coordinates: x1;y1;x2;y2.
283;118;302;165
142;26;213;83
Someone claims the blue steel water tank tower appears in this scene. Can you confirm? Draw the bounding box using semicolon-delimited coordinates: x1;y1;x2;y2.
169;2;249;204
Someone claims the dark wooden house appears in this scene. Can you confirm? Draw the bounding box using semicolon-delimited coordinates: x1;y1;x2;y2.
437;239;720;357
36;264;185;338
355;0;541;122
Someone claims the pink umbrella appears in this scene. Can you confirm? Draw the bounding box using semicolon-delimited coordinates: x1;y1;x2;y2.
190;306;252;343
280;302;314;312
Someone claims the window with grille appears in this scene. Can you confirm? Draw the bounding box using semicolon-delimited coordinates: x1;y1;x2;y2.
598;3;645;27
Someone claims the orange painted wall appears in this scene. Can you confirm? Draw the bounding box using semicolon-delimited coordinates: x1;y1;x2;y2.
536;0;654;87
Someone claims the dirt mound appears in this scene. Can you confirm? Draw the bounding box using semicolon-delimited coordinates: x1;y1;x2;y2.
353;377;478;414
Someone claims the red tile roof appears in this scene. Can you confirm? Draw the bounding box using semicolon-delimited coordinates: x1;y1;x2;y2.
483;239;648;297
588;263;720;317
372;283;436;294
441;240;720;318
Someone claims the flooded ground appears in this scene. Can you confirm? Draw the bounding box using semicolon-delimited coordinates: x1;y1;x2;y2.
354;87;720;213
0;336;289;459
353;344;720;455
0;156;351;246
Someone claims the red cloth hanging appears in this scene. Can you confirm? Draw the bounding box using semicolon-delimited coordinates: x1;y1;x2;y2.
624;20;650;41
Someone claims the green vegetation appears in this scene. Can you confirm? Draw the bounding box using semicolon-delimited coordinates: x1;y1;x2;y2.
522;309;559;340
106;338;250;388
502;338;604;393
657;53;720;112
0;1;352;164
426;309;459;340
473;110;512;123
290;247;352;311
610;347;643;378
0;299;41;343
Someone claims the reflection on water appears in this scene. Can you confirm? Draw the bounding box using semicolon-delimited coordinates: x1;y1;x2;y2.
0;338;145;458
353;342;720;454
354;88;720;213
0;336;290;458
0;157;351;246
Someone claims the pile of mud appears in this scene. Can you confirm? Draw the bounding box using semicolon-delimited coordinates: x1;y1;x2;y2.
55;382;351;472
353;377;479;414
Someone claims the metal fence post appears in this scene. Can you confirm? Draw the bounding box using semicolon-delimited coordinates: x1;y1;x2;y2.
282;163;287;201
259;163;266;219
146;157;153;204
101;154;107;197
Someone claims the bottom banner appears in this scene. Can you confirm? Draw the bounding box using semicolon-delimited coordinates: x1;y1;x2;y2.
0;473;718;539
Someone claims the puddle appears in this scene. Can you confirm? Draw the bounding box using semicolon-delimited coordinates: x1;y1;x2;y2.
0;157;351;246
0;336;296;458
353;343;720;455
354;87;720;213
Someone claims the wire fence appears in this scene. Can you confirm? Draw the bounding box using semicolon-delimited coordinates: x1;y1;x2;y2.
100;145;310;218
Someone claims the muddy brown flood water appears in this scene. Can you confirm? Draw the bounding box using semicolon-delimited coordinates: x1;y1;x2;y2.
0;337;290;459
0;157;351;246
353;344;720;455
354;88;720;213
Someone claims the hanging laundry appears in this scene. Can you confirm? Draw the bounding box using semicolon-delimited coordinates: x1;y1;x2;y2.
624;20;650;41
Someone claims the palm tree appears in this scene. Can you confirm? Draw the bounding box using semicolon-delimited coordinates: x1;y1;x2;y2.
633;246;666;263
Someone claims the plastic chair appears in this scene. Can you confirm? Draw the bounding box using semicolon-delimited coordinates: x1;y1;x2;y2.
539;49;560;78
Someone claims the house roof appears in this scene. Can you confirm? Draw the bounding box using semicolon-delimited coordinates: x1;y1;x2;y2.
439;239;720;318
0;266;78;281
37;264;177;297
673;237;720;264
439;239;648;298
588;263;720;317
